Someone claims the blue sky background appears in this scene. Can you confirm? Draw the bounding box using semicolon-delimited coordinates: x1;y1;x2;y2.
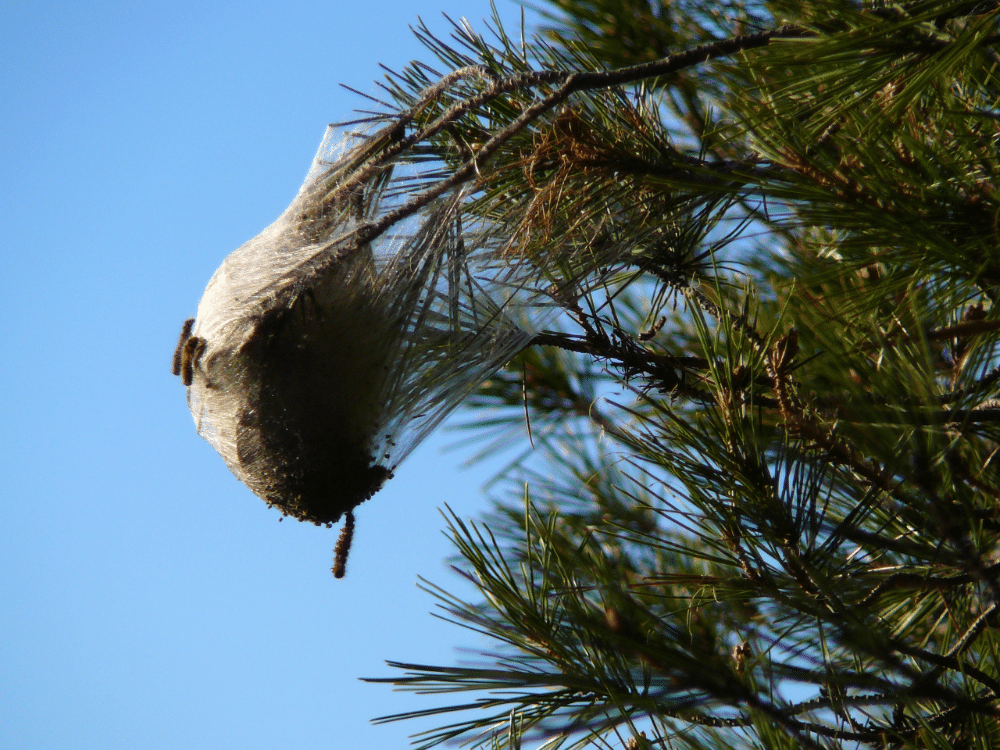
2;2;545;747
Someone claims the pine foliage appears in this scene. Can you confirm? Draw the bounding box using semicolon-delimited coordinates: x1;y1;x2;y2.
354;1;1000;747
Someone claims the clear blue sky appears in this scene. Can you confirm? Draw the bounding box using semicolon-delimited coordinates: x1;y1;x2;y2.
2;1;540;747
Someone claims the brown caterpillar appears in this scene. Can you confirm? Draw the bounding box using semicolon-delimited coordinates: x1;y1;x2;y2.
172;318;195;376
179;335;206;387
332;511;356;579
172;316;205;387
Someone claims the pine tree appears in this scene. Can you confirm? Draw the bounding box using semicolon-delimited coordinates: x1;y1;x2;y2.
340;1;1000;747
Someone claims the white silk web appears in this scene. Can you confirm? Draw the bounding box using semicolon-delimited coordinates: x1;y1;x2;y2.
175;122;575;574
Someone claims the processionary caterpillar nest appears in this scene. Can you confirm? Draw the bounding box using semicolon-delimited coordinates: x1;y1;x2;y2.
174;119;559;577
175;70;634;577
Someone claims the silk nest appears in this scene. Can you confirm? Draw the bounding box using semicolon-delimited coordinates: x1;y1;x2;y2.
174;123;570;569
